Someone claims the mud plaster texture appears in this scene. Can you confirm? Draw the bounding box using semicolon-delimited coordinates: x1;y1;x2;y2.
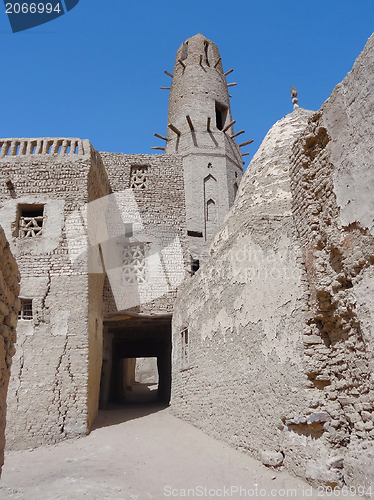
172;33;374;491
0;226;19;476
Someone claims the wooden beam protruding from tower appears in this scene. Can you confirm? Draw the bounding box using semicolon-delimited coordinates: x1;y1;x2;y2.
186;115;194;131
168;123;181;135
242;152;250;157
151;147;165;151
160;87;171;90
222;120;236;133
231;130;245;139
227;82;237;87
178;59;186;69
239;139;254;147
207;117;211;132
164;70;173;77
154;133;168;141
224;69;234;77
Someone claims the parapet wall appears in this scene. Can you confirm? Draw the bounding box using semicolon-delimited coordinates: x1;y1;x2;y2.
0;226;20;475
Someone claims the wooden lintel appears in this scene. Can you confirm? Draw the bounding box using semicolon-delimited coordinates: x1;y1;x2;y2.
222;119;236;133
214;57;222;68
231;130;245;139
186;115;194;131
168;123;181;135
154;133;168;141
239;139;254;147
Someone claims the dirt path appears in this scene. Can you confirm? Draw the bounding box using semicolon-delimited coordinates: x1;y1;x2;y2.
0;404;340;499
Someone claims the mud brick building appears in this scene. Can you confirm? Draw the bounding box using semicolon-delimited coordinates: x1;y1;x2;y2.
1;32;374;490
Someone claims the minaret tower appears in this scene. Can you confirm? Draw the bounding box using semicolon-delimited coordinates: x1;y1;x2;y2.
162;34;247;266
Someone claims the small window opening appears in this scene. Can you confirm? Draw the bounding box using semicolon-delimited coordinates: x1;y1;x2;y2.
191;259;200;275
18;298;33;320
187;230;203;238
207;199;217;222
215;102;227;131
130;166;148;189
181;328;189;369
204;41;210;66
124;223;133;238
18;205;44;238
74;144;78;154
234;183;239;198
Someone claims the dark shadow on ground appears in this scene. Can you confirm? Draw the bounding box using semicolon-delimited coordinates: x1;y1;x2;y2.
92;401;169;431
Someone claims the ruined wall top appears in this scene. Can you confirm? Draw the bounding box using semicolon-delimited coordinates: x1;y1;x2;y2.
0;138;90;159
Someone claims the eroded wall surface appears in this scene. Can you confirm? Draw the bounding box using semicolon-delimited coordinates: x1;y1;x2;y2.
288;32;374;488
171;32;374;489
172;108;316;472
0;139;109;450
0;226;19;474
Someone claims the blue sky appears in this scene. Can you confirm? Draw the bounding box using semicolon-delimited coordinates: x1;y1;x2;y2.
1;0;374;169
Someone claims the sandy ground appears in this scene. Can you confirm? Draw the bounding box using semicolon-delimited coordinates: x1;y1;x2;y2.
0;404;348;500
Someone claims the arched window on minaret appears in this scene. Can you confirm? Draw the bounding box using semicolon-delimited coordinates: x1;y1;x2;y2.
206;199;217;222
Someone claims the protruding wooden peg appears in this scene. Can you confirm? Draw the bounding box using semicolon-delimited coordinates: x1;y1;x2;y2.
178;59;186;69
207;117;211;132
168;123;181;135
164;70;173;77
151;147;165;151
160;87;171;90
231;130;245;139
224;69;233;77
242;152;250;157
186;115;194;131
222;120;236;133
154;133;168;141
227;82;237;87
239;140;254;147
214;57;222;68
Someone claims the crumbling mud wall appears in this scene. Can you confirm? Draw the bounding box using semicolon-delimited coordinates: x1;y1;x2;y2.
0;226;19;475
0;139;110;450
288;32;374;489
171;32;374;490
171;108;315;471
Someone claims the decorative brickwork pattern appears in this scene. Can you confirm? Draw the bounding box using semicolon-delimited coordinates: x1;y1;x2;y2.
122;245;146;284
18;214;43;238
130;166;148;189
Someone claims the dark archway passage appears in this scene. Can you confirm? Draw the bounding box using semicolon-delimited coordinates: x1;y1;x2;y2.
99;313;172;409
